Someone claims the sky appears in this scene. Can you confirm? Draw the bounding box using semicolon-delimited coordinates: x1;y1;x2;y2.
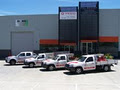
0;0;120;16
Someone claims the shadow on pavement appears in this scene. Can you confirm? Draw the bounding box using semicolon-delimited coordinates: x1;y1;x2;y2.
40;68;66;72
39;68;49;72
63;70;116;76
4;64;23;66
22;66;42;69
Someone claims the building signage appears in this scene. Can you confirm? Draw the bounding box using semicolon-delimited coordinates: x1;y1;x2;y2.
60;12;77;20
16;19;28;27
60;7;77;20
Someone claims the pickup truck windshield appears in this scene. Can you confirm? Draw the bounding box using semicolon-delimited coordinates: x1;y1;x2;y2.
79;57;87;62
33;55;38;59
53;56;59;60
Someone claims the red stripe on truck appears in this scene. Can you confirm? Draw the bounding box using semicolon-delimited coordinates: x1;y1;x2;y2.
84;67;95;70
56;64;65;66
68;62;78;64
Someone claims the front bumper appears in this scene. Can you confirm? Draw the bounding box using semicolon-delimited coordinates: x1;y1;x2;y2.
5;58;9;63
42;63;48;68
24;61;29;65
65;64;75;72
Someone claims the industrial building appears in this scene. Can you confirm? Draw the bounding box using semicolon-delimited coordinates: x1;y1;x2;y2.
0;2;120;58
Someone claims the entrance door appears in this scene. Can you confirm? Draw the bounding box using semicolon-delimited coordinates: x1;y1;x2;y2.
81;42;93;54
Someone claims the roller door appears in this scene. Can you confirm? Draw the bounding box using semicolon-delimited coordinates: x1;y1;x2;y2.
11;32;34;55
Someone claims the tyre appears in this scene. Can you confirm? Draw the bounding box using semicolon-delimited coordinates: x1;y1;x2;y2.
96;66;102;71
109;66;111;71
10;60;16;65
48;65;55;71
70;70;75;73
104;65;109;72
75;67;83;74
29;63;35;68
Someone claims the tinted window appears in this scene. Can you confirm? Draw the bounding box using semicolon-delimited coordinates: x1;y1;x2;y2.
19;53;25;56
94;56;98;61
59;56;65;60
38;55;45;59
79;57;87;62
79;2;99;40
26;53;31;56
33;53;37;56
86;57;93;62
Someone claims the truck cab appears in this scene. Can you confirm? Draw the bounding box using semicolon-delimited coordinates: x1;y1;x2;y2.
5;51;37;65
82;55;96;71
24;53;47;68
66;55;96;73
42;54;70;71
65;54;117;74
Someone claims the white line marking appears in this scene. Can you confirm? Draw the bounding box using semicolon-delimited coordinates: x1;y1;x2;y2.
75;83;77;90
31;83;39;90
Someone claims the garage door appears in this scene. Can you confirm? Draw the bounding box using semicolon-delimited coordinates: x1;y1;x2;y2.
11;32;34;55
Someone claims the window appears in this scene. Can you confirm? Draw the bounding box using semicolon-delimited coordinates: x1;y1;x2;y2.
94;56;99;61
59;56;65;60
99;42;118;57
19;53;25;57
38;55;45;59
40;45;59;52
33;53;37;56
79;57;87;62
26;53;31;56
86;57;93;62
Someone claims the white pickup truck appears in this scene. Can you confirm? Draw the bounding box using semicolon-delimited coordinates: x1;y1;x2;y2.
42;53;74;71
24;53;54;68
5;51;37;65
65;54;118;74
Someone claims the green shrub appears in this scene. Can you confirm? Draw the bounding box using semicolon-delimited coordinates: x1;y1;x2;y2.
105;53;114;59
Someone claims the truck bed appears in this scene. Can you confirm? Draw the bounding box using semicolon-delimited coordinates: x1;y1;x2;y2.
96;59;118;65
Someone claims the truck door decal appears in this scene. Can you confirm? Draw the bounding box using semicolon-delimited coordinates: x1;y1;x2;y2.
56;64;65;66
56;63;65;67
84;67;95;70
36;61;42;64
18;60;24;63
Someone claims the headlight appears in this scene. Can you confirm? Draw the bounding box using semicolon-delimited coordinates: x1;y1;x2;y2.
5;57;7;60
70;64;73;67
43;62;46;65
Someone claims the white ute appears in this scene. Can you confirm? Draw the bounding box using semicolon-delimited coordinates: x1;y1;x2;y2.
65;54;118;74
24;53;54;68
5;51;37;65
42;53;74;71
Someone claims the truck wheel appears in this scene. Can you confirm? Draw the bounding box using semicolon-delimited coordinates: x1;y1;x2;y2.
29;63;35;68
104;65;109;72
10;60;16;65
109;66;111;71
75;67;83;74
70;70;75;73
48;65;55;71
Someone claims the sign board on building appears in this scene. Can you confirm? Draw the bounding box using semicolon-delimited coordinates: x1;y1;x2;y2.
60;12;77;20
59;7;78;44
60;7;77;20
16;19;28;27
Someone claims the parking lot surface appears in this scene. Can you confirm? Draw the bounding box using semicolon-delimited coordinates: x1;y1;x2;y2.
0;60;120;90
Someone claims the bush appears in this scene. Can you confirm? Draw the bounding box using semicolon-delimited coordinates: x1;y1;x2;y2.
105;53;114;59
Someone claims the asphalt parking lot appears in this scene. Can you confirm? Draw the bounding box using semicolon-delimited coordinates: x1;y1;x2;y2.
0;60;120;90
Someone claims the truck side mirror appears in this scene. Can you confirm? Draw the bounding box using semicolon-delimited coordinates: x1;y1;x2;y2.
58;59;61;61
86;60;89;63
